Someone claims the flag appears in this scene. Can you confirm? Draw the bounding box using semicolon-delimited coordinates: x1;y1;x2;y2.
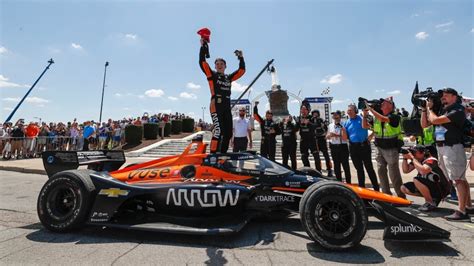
410;81;420;118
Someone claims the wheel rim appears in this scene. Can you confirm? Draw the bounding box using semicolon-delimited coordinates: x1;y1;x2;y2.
46;184;79;220
314;196;356;239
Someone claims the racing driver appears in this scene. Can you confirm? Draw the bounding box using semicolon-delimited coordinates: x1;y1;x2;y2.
199;38;246;153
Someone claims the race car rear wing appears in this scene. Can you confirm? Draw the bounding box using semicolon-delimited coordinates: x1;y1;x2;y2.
42;150;126;177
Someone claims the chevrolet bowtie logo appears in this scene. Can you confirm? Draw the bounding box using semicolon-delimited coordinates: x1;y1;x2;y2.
99;188;129;198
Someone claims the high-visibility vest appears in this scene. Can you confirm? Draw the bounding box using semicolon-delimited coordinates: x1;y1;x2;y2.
373;118;403;141
417;126;435;145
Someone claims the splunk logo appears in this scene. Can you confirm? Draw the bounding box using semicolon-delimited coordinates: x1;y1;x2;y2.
166;188;240;208
211;113;221;139
390;224;422;235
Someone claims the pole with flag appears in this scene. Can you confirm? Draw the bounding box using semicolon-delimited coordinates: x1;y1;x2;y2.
410;81;420;118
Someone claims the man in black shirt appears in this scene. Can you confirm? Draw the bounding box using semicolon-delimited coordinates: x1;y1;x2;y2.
280;115;298;169
423;88;472;221
253;102;280;161
311;110;333;176
401;146;451;212
296;105;319;168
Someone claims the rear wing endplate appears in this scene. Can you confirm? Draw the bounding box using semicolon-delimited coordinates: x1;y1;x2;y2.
42;150;126;177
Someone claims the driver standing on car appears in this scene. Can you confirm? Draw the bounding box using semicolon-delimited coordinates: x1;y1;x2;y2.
199;38;245;153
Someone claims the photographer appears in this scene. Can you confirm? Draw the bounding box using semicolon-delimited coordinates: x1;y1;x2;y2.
400;146;451;212
327;110;351;183
363;97;405;198
423;88;472;221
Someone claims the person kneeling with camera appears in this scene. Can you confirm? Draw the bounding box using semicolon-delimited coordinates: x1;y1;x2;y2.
400;145;451;212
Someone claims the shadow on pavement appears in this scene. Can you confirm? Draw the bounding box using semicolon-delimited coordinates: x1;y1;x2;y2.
384;241;459;258
306;243;385;264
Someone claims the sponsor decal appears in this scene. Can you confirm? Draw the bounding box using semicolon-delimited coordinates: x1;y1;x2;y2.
255;195;295;203
210;157;217;165
127;168;171;179
390;224;422;235
98;188;130;198
90;211;109;222
166;188;240;207
237;155;253;160
285;181;301;188
211;113;221;139
47;155;54;164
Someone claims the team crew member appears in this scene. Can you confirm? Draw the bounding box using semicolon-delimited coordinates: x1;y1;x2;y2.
327;111;351;183
344;104;380;190
296;105;319;168
311;110;333;176
400;146;451;212
232;107;252;152
423;88;472;221
199;38;245;153
363;97;405;198
253;102;280;160
280;115;298;170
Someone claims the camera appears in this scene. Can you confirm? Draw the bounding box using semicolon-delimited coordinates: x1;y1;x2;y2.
400;147;414;155
358;97;382;112
412;87;442;114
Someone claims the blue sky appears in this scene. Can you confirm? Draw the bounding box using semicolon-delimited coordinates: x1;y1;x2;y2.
1;0;472;123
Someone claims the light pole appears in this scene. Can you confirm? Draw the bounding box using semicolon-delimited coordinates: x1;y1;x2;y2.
99;61;109;124
201;106;206;122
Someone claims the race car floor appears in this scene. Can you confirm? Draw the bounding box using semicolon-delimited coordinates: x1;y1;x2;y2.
1;170;473;265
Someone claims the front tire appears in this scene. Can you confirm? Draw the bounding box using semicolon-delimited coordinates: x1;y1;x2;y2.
299;181;367;250
37;170;95;232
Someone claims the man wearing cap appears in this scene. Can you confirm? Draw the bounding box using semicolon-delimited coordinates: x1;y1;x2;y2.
401;145;451;212
232;106;252;152
327;110;351;183
363;97;405;198
344;104;379;190
423;88;472;221
253;102;280;160
311;110;333;176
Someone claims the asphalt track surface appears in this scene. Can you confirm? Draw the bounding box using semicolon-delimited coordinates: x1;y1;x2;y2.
1;170;473;265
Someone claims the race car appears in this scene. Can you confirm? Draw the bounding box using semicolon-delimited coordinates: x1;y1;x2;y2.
38;135;450;250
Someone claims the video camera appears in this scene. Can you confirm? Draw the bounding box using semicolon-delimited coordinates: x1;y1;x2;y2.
412;87;442;115
358;97;383;113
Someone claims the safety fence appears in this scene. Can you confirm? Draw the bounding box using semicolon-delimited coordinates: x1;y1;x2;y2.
0;136;122;160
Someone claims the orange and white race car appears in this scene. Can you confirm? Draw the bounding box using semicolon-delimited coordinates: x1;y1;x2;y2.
37;135;449;250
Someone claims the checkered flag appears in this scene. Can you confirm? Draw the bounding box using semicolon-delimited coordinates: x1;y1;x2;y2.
321;87;330;96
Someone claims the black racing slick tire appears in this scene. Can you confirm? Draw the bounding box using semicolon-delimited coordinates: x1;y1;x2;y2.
299;181;368;250
37;170;95;232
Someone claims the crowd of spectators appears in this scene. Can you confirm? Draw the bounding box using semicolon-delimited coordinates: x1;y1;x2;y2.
0;112;198;160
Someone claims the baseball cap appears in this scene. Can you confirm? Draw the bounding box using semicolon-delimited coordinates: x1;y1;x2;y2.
331;110;342;116
438;87;458;96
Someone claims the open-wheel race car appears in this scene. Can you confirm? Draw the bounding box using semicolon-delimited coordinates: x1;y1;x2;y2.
38;135;450;250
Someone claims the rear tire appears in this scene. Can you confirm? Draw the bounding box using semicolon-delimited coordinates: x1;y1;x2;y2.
299;181;367;250
37;170;95;232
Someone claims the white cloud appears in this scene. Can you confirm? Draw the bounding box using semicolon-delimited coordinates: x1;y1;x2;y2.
186;82;201;90
0;46;8;54
375;89;386;93
435;21;454;28
471;28;474;33
125;33;137;40
320;74;343;84
71;43;83;50
179;92;197;99
415;32;429;40
114;93;122;97
0;75;25;88
3;96;49;104
144;89;165;98
411;13;420;18
387;90;401;95
231;81;248;92
168;96;178;101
